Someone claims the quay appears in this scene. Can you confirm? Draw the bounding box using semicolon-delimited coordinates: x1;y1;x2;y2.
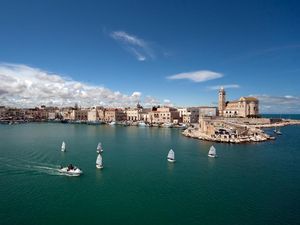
182;117;300;144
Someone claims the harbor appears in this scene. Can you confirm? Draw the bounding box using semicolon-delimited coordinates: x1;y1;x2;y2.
1;122;300;225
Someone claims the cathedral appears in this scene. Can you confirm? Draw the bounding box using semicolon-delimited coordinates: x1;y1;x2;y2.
218;87;259;118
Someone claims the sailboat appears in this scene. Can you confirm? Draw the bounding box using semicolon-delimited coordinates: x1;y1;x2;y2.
96;154;103;169
167;149;175;162
208;145;217;158
97;142;103;153
273;127;282;135
61;141;66;152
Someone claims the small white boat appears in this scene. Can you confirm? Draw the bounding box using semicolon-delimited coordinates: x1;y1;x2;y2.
97;142;103;153
96;154;103;169
138;122;146;127
61;141;66;152
162;123;173;128
109;121;116;125
59;164;83;176
167;149;176;162
273;127;282;135
208;145;217;158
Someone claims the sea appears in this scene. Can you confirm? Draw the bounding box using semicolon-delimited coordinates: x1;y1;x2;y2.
0;116;300;225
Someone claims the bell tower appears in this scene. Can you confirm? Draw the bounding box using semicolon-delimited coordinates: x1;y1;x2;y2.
218;87;226;116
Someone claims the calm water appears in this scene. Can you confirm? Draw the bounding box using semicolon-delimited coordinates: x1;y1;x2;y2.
0;122;300;225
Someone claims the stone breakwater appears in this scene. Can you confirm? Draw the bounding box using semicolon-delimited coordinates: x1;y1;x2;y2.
182;119;300;144
182;128;273;143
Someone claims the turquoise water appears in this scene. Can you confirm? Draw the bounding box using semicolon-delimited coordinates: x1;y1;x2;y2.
262;114;300;120
0;122;300;225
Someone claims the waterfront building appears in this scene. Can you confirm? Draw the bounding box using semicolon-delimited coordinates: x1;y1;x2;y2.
139;108;151;122
149;107;179;124
47;112;56;120
87;109;98;121
96;107;105;121
177;108;188;118
70;109;88;121
126;103;145;122
182;107;200;124
104;108;126;122
126;108;140;121
218;87;259;118
0;106;6;119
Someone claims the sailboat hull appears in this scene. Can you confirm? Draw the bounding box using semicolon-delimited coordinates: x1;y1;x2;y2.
96;164;103;169
208;154;217;158
167;158;176;163
96;150;103;153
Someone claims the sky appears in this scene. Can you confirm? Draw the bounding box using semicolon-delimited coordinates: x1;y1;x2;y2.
0;0;300;113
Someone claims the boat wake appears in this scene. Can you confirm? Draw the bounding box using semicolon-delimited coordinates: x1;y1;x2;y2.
0;157;72;176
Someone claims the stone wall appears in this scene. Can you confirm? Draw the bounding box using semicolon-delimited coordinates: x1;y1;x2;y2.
224;117;272;125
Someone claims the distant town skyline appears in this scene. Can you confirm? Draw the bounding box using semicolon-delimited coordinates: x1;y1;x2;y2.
0;0;300;113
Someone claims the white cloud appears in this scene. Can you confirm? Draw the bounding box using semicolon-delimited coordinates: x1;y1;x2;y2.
163;99;173;107
167;70;223;83
0;63;145;108
284;95;295;99
143;95;160;107
110;31;154;61
208;84;240;90
251;94;300;113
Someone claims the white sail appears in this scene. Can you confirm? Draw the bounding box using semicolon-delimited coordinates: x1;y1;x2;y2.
97;142;102;152
96;154;103;166
208;146;216;156
61;141;66;151
167;149;175;160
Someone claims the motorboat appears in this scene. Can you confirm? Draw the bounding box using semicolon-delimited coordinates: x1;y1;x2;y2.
59;164;83;176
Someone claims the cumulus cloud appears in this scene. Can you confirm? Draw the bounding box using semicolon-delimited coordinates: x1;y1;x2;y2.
167;70;223;82
208;84;240;90
0;63;145;108
110;31;154;61
143;95;160;107
251;94;300;113
163;99;174;107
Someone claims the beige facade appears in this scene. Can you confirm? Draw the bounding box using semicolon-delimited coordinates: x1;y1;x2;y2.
126;108;140;121
139;109;151;122
149;107;179;124
218;87;226;116
182;107;200;123
177;108;188;118
48;112;56;120
87;109;98;121
97;108;105;121
70;109;88;121
218;88;259;118
104;108;126;122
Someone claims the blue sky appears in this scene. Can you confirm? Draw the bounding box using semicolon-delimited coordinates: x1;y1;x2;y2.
0;0;300;112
